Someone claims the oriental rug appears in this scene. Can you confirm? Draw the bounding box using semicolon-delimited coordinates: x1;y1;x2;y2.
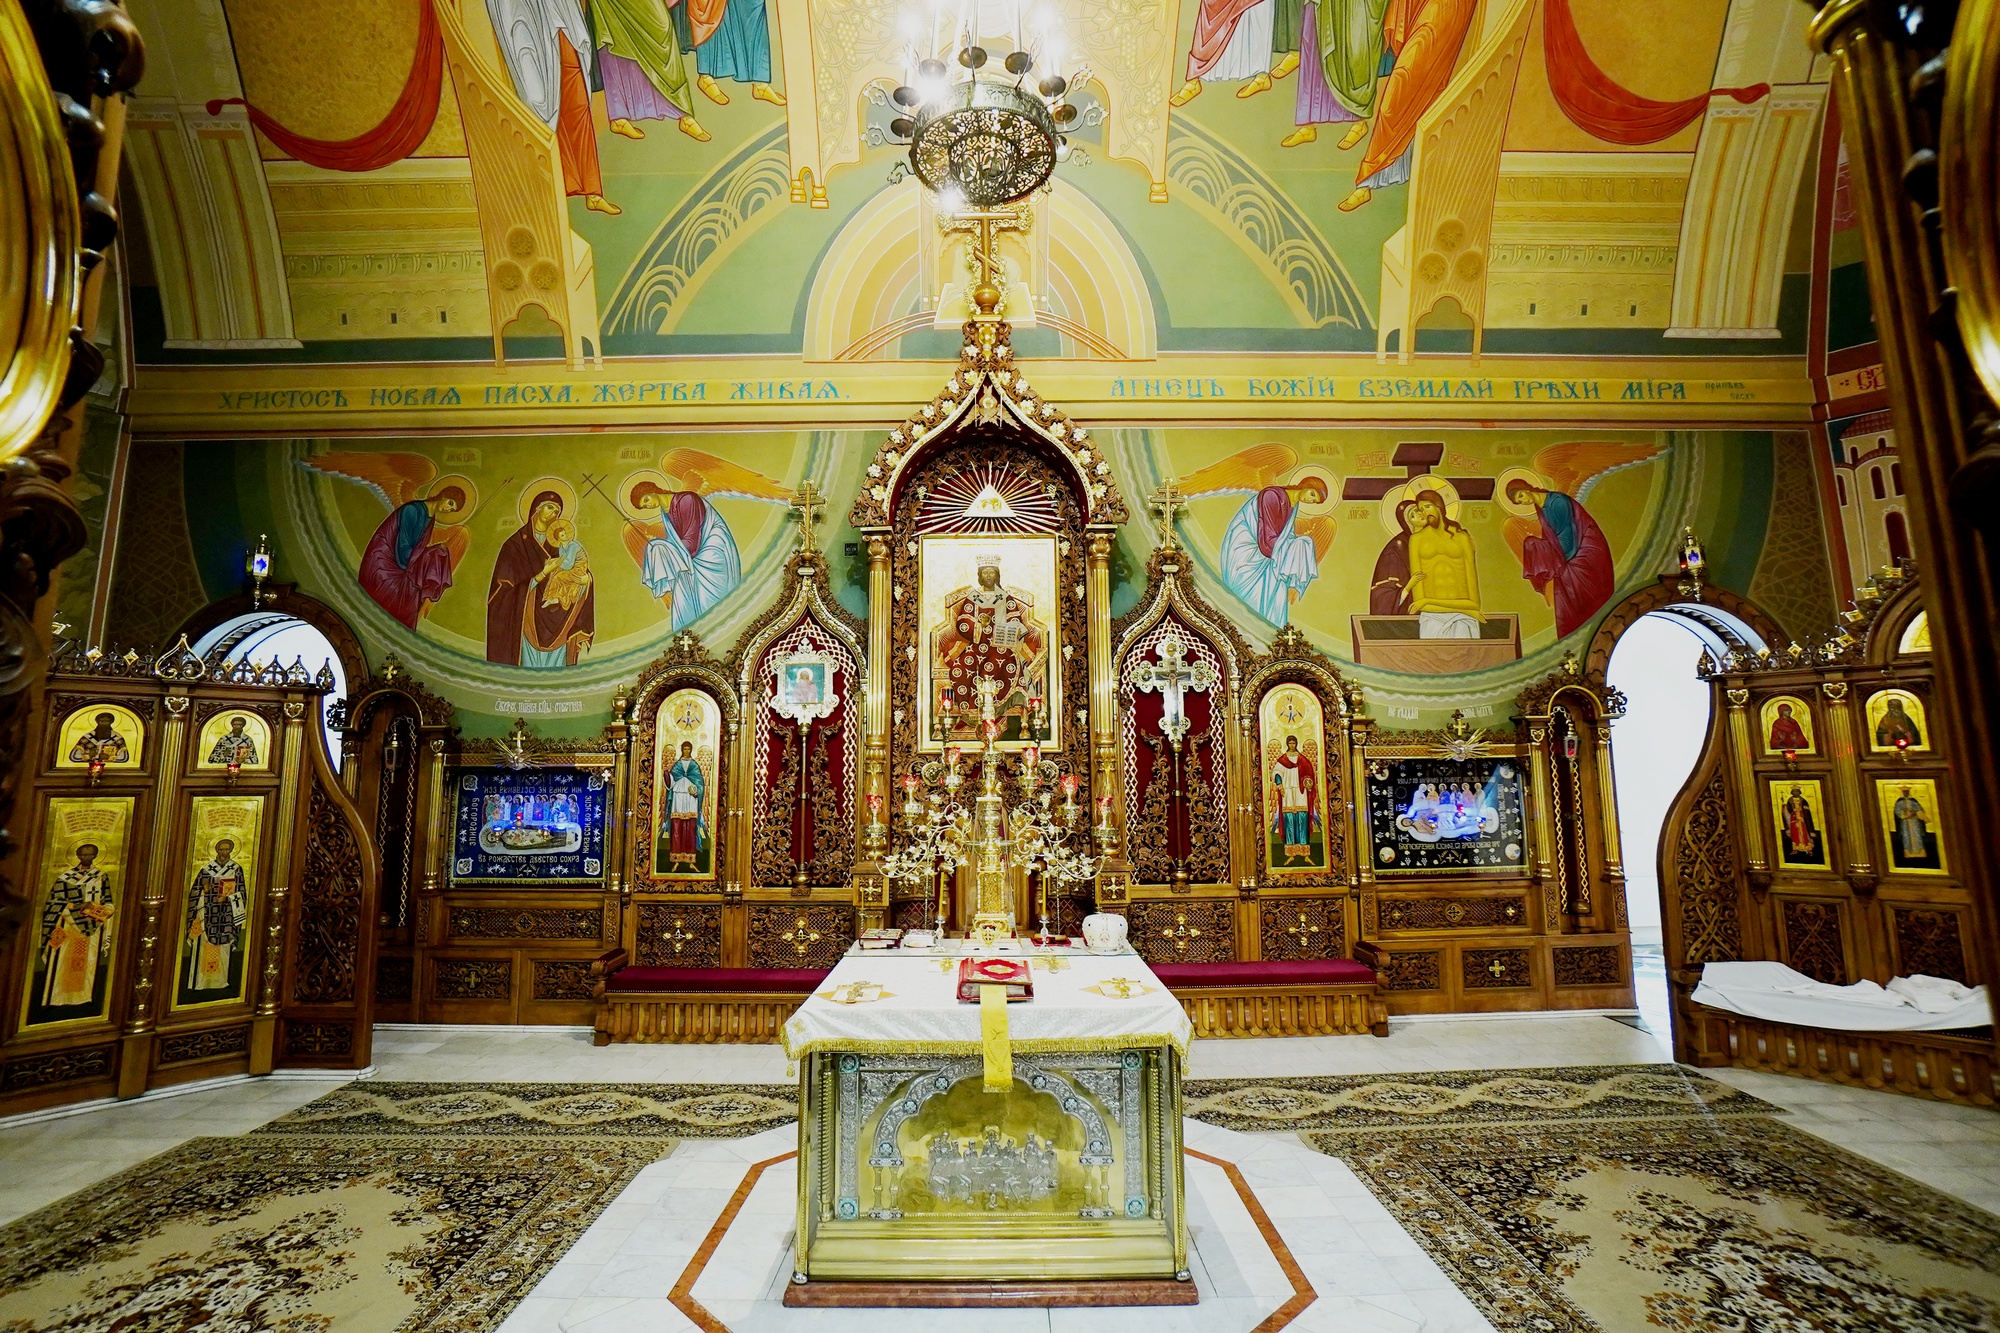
0;1081;796;1333
1193;1065;2000;1333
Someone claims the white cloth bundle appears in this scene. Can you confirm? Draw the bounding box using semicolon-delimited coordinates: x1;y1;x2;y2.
1693;960;1992;1032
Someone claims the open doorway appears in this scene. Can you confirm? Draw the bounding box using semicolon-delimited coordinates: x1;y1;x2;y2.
193;612;349;769
1605;607;1761;1039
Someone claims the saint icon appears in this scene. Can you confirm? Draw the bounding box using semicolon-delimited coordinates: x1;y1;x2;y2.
69;713;130;766
665;740;708;872
207;716;260;767
184;838;249;998
934;554;1049;741
1269;735;1321;865
33;842;113;1019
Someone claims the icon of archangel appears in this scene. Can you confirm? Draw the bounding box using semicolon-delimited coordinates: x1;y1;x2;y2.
617;449;791;634
299;452;478;630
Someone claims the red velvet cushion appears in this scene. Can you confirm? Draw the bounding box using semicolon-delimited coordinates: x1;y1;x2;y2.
1151;959;1378;988
605;966;830;994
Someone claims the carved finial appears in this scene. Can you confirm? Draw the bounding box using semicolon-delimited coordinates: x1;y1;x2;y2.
1148;478;1188;551
790;480;826;555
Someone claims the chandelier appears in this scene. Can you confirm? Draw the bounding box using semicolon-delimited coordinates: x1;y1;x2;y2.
887;4;1085;209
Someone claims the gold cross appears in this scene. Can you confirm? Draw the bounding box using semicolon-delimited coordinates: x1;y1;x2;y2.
1148;479;1188;548
1286;913;1320;947
790;481;826;555
1163;912;1204;954
781;916;823;956
939;205;1031;316
1487;957;1508;978
662;918;697;955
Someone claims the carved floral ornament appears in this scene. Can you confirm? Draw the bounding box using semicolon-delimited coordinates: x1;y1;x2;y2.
848;321;1129;530
1697;562;1920;677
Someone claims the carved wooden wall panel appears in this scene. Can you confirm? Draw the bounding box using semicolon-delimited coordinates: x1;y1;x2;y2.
292;787;366;1004
1675;775;1743;966
1379;896;1528;932
1383;950;1443;991
747;903;853;969
433;957;514;1001
634;903;724;968
1892;907;1969;983
1552;945;1623;987
0;1045;115;1094
1127;900;1235;963
532;960;598;1001
374;956;414;1001
1462;948;1532;989
158;1025;251;1065
282;1022;354;1060
449;907;601;940
1779;900;1847;985
1258;898;1346;961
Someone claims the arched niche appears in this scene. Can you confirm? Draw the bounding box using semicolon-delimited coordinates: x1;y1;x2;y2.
1110;543;1251;896
728;543;867;955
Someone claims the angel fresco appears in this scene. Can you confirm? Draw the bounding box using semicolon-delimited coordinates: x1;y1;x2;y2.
612;450;789;633
1499;443;1663;640
301;454;477;630
1179;445;1338;627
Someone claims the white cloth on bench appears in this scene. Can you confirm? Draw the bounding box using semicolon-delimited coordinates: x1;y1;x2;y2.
1693;960;1992;1032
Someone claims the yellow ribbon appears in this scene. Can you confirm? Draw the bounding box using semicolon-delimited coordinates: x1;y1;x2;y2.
978;983;1013;1091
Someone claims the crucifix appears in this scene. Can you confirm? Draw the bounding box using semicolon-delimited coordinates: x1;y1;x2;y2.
1148;478;1188;550
1132;633;1218;888
790;481;826;555
1338;441;1494;504
939;203;1031;318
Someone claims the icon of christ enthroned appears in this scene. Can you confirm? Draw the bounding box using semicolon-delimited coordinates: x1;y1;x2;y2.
931;552;1051;745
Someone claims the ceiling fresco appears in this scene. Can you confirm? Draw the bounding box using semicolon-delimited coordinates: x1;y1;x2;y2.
118;0;1832;371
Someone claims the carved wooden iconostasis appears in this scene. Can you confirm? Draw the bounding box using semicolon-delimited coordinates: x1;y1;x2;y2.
0;641;377;1115
1663;568;1995;1102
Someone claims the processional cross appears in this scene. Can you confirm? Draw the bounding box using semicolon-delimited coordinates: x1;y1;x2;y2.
1133;634;1218;748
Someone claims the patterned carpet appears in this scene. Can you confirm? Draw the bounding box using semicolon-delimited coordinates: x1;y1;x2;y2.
1193;1065;2000;1333
0;1082;796;1333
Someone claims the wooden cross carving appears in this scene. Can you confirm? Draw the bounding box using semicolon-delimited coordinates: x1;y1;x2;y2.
790;481;826;554
1286;913;1321;948
1163;911;1204;954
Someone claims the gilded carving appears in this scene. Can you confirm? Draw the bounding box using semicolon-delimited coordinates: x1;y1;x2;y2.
747;904;852;969
1126;899;1233;963
1258;898;1345;961
634;903;724;967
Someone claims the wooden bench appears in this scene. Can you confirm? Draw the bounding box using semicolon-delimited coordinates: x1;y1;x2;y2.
1151;958;1389;1038
591;950;828;1044
1687;1001;1997;1106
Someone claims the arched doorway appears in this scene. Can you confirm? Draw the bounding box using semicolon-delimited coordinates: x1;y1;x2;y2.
193;612;349;768
1598;591;1772;1041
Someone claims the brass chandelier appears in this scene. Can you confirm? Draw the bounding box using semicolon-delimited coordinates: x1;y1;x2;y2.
887;6;1084;209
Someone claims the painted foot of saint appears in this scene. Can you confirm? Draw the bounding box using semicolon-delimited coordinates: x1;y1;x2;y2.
698;74;730;105
1236;71;1273;98
1337;186;1371;212
1169;78;1202;106
1337;120;1369;150
680;116;712;141
609;118;644;139
1280;124;1317;147
753;82;786;105
586;194;622;214
1271;51;1300;79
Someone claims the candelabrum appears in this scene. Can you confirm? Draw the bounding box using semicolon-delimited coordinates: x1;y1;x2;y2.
884;675;1108;944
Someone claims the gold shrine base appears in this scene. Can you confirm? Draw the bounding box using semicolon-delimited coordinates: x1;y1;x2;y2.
794;1046;1187;1287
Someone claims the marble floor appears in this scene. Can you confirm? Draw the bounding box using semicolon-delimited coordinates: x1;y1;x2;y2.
2;1013;1997;1329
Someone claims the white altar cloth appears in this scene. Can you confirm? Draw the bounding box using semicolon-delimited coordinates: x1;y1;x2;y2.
1693;960;1993;1032
781;950;1194;1061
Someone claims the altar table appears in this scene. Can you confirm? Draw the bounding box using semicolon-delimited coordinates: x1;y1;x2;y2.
780;946;1193;1295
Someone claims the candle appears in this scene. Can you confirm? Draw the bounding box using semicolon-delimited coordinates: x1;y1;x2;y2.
1061;773;1078;795
1024;745;1040;768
